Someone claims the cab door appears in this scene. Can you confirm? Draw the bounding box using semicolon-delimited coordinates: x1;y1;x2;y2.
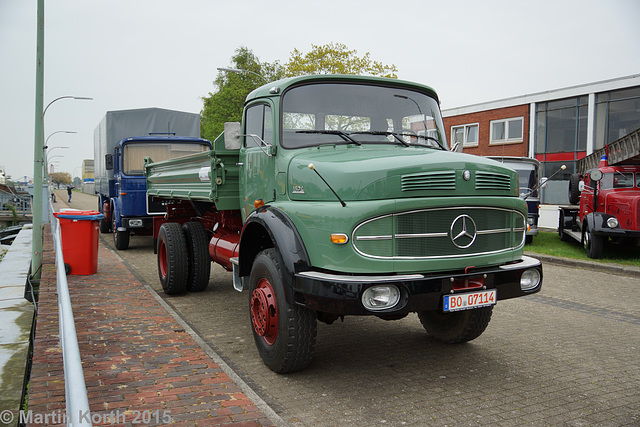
239;102;276;221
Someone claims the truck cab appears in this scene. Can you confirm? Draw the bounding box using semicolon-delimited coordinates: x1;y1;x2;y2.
101;136;211;249
145;75;543;373
561;157;640;257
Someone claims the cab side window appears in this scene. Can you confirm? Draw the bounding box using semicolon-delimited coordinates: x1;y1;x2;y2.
244;104;273;147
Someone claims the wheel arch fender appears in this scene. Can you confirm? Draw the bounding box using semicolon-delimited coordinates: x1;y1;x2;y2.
238;207;311;298
583;212;607;234
110;198;121;228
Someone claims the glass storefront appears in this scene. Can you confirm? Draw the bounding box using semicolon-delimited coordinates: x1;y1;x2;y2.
595;86;640;149
534;96;588;204
535;85;640;204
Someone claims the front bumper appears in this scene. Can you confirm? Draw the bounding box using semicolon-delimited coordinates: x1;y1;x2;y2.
591;214;640;238
293;255;542;314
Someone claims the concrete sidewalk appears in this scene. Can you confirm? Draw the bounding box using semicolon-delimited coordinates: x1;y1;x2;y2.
27;219;277;426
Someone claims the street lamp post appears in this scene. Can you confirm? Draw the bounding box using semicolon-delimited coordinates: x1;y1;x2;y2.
44;130;76;149
32;93;92;280
44;131;75;177
217;67;268;84
43;96;93;117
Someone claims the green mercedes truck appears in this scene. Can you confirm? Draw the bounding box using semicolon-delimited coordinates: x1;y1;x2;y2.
144;75;543;373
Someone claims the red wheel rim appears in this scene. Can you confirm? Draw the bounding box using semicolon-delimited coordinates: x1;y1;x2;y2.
158;240;167;278
251;279;278;345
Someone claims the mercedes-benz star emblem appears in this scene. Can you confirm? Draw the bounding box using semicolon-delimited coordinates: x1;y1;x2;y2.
450;214;477;249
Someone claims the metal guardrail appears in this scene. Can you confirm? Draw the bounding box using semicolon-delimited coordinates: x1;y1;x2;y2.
48;199;93;426
0;192;32;215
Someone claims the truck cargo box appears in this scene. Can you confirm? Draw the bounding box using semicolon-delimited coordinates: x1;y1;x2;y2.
94;108;201;196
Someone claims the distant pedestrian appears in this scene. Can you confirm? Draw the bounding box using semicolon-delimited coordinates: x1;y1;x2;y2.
67;184;73;202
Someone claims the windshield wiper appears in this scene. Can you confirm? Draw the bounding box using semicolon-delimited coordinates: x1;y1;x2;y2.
296;130;361;145
349;131;409;147
403;133;447;150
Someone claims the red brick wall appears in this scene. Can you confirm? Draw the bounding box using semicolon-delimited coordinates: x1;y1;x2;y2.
443;104;530;157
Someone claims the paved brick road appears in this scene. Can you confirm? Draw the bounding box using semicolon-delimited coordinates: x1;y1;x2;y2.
28;217;278;426
51;190;640;426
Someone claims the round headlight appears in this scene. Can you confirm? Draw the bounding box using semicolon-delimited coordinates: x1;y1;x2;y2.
362;285;401;311
520;269;541;291
606;217;619;228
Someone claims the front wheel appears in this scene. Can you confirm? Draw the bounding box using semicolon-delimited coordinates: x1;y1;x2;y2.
418;306;493;343
249;249;317;373
583;224;604;259
112;214;129;250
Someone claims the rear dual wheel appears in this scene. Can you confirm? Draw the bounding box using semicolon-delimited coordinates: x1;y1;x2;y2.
157;223;187;294
182;222;210;292
157;222;211;294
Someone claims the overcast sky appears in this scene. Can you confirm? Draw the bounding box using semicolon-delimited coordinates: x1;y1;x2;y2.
1;0;639;181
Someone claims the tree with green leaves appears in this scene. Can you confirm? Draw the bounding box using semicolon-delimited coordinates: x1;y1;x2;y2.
200;43;398;140
200;47;283;141
50;172;71;187
284;42;398;78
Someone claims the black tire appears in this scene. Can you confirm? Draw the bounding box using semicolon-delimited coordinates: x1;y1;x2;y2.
583;223;604;259
99;218;111;234
558;210;571;242
64;263;71;275
157;223;188;294
418;306;493;344
568;173;581;205
182;222;211;292
525;235;533;244
112;214;130;250
249;249;317;373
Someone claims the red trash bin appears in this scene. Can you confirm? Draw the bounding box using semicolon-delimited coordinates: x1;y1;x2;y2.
53;209;104;275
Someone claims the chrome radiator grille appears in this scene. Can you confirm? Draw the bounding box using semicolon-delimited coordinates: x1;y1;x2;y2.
352;207;526;259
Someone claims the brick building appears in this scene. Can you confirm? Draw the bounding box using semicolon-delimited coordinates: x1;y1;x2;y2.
442;74;640;204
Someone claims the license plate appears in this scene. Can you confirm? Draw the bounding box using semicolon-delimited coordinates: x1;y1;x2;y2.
443;289;497;312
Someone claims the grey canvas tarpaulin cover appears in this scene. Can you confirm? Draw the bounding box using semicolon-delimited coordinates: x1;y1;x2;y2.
93;107;201;194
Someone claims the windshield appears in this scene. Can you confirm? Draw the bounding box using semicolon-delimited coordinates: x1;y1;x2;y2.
124;142;209;175
512;165;538;197
281;83;447;149
601;171;636;190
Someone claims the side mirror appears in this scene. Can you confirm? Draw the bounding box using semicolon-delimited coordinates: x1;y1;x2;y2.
105;154;113;170
450;142;464;153
224;122;242;150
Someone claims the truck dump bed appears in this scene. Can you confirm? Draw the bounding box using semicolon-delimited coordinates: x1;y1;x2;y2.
145;133;240;211
578;128;640;174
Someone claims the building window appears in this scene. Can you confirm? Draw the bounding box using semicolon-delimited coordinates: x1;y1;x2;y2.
451;123;479;147
490;117;523;144
595;86;640;150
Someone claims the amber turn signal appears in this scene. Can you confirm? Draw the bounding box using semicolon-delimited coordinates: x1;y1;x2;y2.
330;233;348;244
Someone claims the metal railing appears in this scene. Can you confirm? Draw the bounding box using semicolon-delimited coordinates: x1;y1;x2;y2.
0;192;32;215
48;199;93;426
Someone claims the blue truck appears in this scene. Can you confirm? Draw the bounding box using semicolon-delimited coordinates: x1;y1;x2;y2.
93;108;211;249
